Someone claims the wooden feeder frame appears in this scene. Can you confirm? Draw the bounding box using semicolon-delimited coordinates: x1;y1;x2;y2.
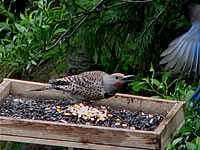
0;78;185;150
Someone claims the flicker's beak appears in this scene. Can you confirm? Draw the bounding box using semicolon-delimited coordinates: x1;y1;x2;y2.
121;75;135;83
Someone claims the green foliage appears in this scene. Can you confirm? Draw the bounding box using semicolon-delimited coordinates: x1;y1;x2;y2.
0;141;24;150
75;0;184;74
0;1;199;149
167;110;200;150
0;0;69;77
0;0;185;78
130;65;200;149
130;63;193;100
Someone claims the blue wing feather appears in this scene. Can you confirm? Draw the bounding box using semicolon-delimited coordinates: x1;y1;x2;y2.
160;24;200;76
160;3;200;112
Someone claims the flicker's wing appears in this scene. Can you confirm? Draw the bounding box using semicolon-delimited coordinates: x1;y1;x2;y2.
49;71;107;91
76;71;107;88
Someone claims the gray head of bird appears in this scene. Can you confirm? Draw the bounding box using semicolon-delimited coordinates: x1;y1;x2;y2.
103;73;134;95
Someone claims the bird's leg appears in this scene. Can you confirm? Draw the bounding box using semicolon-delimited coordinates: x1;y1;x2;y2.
190;87;200;100
190;86;200;112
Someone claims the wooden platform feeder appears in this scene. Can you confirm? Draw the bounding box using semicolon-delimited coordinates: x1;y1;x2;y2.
0;78;185;150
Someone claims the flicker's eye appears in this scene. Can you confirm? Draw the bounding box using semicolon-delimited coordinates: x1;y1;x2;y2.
115;76;119;79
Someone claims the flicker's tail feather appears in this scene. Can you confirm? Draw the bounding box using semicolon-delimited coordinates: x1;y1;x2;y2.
49;79;70;85
31;85;53;91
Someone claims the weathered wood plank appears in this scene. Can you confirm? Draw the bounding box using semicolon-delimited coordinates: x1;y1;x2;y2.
0;116;159;149
0;135;146;150
95;94;176;115
159;103;185;150
0;80;11;103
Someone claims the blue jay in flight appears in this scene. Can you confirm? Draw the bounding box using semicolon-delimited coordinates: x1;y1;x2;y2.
160;2;200;111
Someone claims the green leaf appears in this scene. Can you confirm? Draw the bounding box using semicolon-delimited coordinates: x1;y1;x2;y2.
179;126;193;133
142;78;150;84
150;78;160;87
20;12;25;20
127;42;136;49
130;82;146;91
194;118;200;131
186;142;196;150
9;62;18;67
196;137;200;147
171;137;182;146
0;46;5;56
15;23;26;32
29;11;35;20
185;90;194;103
158;82;164;90
0;22;9;31
164;96;173;99
54;28;67;34
1;39;12;43
42;25;50;29
93;48;98;64
178;145;186;149
31;60;37;65
150;62;154;72
6;17;9;24
162;71;172;85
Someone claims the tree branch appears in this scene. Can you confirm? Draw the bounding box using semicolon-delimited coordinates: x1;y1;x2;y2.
121;0;153;3
47;0;154;51
72;0;88;12
56;0;154;22
140;0;172;39
127;0;171;64
46;0;106;51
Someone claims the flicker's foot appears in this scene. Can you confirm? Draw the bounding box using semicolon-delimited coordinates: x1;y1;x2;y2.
80;100;97;106
67;99;79;105
87;100;96;103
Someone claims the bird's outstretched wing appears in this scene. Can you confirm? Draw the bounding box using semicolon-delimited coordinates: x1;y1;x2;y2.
190;86;200;111
160;24;200;78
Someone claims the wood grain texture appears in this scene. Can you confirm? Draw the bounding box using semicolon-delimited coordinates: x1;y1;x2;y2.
95;94;177;115
0;78;186;150
0;80;11;104
0;135;145;150
159;103;185;150
0;116;159;149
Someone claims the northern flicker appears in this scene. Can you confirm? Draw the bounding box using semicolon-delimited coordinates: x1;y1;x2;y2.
32;71;134;102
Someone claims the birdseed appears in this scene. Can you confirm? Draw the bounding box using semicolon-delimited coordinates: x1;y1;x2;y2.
0;95;164;131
